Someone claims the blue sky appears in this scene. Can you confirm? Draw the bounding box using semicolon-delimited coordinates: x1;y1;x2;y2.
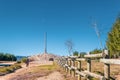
0;0;120;56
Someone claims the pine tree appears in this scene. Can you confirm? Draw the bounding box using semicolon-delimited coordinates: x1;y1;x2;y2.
90;48;102;54
106;16;120;57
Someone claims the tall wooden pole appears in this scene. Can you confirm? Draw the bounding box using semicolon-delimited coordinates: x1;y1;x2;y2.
44;32;47;54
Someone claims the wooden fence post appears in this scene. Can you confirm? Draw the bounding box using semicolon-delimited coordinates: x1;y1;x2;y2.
77;54;82;80
87;58;91;72
71;58;76;77
104;63;110;80
77;61;81;80
104;49;110;80
87;58;91;80
66;58;68;73
69;59;72;75
62;58;66;71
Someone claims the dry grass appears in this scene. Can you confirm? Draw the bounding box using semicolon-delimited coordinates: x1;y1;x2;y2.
10;63;58;80
73;60;120;80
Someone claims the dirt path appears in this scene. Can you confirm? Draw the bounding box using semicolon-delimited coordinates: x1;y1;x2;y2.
0;61;65;80
37;71;65;80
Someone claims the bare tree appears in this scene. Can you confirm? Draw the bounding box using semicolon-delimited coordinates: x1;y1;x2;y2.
65;40;74;56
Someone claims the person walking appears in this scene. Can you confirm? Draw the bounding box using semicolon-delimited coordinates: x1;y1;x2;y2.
26;58;29;67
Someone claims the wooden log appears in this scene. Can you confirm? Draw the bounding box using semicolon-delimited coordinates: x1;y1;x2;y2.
63;63;68;67
71;66;77;70
69;56;78;58
64;64;69;67
76;70;88;78
76;58;86;61
100;59;120;65
84;71;106;80
68;66;72;70
84;53;103;58
64;56;69;59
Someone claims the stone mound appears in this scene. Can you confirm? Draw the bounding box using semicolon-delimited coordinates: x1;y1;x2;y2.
29;53;60;61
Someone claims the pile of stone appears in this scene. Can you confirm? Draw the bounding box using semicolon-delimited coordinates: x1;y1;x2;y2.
29;53;60;62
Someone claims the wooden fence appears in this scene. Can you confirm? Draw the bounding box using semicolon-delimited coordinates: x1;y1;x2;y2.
56;50;120;80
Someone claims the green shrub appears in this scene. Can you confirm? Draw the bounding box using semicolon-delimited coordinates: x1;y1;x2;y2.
0;63;21;75
17;61;21;63
21;58;27;63
6;67;14;73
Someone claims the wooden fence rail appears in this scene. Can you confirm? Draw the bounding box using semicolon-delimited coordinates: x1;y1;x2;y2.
56;50;120;80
